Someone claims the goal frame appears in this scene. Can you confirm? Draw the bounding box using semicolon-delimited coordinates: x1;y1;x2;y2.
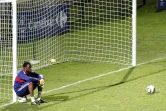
0;0;136;104
12;0;17;103
0;0;17;103
132;0;137;66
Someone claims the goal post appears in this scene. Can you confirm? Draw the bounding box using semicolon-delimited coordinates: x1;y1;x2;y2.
15;0;136;68
0;0;136;106
0;0;17;104
12;0;17;103
66;0;136;65
132;0;137;66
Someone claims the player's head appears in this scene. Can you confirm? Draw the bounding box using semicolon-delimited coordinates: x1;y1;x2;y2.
23;61;32;72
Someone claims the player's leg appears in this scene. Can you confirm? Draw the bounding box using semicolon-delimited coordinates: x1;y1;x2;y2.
36;85;47;103
37;85;42;100
28;82;41;105
16;81;30;100
16;81;39;105
16;82;31;103
28;82;35;103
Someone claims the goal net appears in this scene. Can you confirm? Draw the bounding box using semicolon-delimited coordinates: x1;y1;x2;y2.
16;0;136;69
0;0;17;105
0;0;136;105
66;0;136;65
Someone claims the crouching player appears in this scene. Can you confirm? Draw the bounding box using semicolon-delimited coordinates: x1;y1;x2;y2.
14;61;47;105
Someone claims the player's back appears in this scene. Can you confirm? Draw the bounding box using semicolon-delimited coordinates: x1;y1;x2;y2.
14;69;27;90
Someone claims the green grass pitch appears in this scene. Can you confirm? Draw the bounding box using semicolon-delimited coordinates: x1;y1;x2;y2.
1;0;166;110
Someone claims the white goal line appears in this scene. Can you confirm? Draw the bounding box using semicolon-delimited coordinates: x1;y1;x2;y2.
43;66;133;94
43;57;166;94
0;57;166;108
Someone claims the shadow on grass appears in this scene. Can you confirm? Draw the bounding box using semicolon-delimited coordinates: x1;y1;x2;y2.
46;66;166;104
3;66;166;111
45;95;69;102
0;67;135;111
0;95;69;111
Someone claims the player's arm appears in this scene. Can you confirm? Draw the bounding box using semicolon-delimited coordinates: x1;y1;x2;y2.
29;72;44;79
17;73;39;83
29;72;44;86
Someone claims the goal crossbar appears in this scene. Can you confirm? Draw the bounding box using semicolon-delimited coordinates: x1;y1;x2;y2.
0;0;136;105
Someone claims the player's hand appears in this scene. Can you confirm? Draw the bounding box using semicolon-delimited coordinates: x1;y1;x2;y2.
39;79;44;86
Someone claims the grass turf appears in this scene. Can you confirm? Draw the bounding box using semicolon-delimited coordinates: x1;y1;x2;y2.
1;0;166;110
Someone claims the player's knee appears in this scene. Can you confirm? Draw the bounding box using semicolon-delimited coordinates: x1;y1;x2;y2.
28;82;34;87
28;78;38;84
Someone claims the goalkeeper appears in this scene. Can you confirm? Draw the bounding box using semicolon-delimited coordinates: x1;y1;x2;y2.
14;61;47;105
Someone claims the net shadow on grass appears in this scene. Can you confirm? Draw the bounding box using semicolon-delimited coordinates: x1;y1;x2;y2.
51;66;166;100
0;67;135;111
51;66;166;97
3;66;166;111
47;67;135;97
40;66;166;108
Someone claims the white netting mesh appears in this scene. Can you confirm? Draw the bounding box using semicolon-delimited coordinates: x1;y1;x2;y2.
66;0;132;64
17;0;68;69
16;0;133;70
0;0;134;104
0;1;13;103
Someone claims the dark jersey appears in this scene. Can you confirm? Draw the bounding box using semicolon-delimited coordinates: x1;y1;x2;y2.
14;69;43;91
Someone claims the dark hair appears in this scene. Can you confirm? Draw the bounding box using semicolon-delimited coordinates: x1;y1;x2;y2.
23;61;31;68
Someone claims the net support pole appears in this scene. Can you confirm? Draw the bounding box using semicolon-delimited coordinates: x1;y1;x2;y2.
32;0;36;60
12;0;17;102
81;0;85;19
29;0;40;64
143;0;146;5
132;0;136;66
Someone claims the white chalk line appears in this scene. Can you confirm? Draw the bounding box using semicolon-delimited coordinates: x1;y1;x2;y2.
43;57;166;94
0;57;166;108
43;66;133;94
0;102;14;108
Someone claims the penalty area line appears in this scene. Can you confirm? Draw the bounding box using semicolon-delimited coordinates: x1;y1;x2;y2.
43;57;166;94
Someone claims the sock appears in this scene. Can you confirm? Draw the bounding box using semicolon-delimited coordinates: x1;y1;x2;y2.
37;91;42;100
30;97;35;102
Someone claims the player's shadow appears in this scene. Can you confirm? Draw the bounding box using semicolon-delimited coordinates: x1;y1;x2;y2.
3;66;166;111
45;95;69;102
0;96;69;111
0;102;38;111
